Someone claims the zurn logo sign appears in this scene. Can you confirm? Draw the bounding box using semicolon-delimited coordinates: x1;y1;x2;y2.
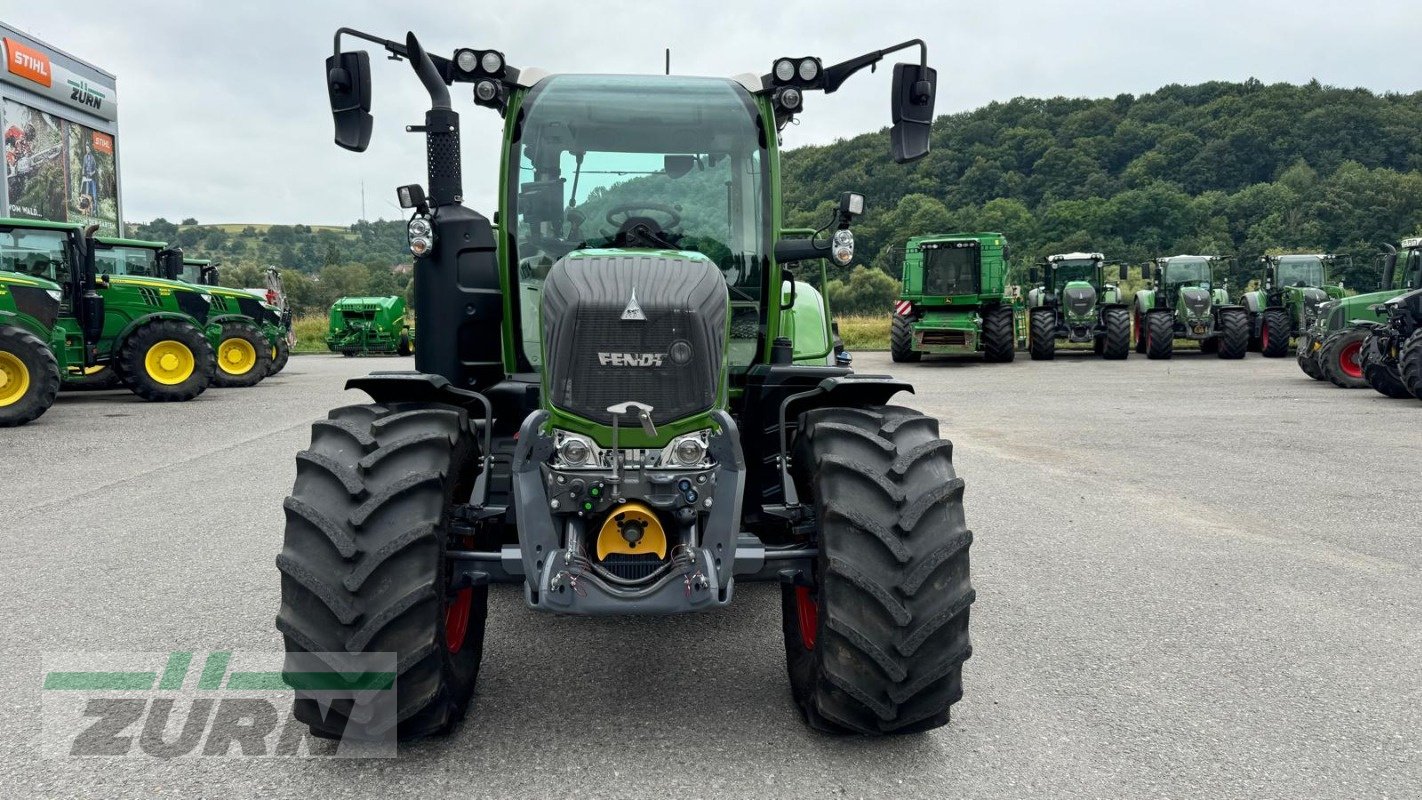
41;651;397;758
598;352;665;367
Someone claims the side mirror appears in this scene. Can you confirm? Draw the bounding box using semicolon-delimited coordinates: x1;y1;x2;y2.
889;63;936;163
327;50;373;152
664;155;697;179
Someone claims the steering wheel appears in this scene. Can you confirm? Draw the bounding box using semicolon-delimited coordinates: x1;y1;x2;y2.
605;203;682;229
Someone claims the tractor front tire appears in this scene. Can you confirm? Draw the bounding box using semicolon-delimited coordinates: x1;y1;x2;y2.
1400;330;1422;400
1028;309;1056;361
268;337;291;376
1320;328;1370;389
1360;334;1412;399
1217;308;1249;360
782;405;974;735
213;322;272;388
1260;309;1291;358
1145;312;1174;360
890;315;921;363
981;306;1015;363
276;403;487;741
120;319;215;402
0;325;60;428
1297;333;1325;380
1101;307;1130;360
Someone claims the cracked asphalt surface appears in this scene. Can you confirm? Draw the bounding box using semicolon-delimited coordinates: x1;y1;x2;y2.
1;351;1418;799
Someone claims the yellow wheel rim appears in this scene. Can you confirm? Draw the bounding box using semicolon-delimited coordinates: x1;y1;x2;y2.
218;338;258;376
144;340;196;385
0;351;31;408
82;365;106;376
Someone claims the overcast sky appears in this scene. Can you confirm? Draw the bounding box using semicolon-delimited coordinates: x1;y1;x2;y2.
7;1;1420;225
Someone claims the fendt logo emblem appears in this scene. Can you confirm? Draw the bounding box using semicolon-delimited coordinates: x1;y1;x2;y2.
4;38;52;87
598;352;665;367
621;288;645;321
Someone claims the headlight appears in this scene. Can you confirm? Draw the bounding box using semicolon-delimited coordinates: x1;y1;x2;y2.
774;59;796;82
663;431;710;468
831;229;855;267
200;293;213;304
408;216;434;257
455;49;478;73
480;51;503;74
555;431;596;468
45;289;61;302
474;80;499;103
797;58;819;82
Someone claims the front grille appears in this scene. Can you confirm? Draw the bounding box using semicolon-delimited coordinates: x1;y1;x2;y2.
599;554;665;582
921;330;970;346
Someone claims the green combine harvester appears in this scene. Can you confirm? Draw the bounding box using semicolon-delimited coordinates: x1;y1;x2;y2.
1299;239;1422;388
1237;253;1344;358
325;295;412;356
0;266;65;426
170;257;286;381
1132;255;1249;359
890;232;1020;363
1025;251;1130;360
278;27;972;740
0;219;215;402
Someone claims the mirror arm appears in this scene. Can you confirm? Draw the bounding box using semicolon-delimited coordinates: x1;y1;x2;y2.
822;38;927;94
335;27;406;61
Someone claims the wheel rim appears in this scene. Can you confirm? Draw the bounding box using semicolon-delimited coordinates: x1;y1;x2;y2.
1338;341;1363;379
144;340;195;385
794;585;818;651
445;588;472;654
0;351;31;408
218;338;258;376
270;345;278;361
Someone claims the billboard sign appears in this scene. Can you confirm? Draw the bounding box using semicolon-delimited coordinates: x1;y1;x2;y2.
2;37;117;122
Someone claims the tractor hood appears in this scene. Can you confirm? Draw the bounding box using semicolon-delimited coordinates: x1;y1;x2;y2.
541;250;728;430
1179;286;1212;319
1062;282;1097;319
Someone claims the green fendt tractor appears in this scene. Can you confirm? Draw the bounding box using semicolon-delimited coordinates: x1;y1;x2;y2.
1356;287;1422;400
279;29;973;740
0;219;215;401
1025;251;1130;360
1299;240;1422;388
890;233;1019;362
171;257;282;382
325;295;413;356
0;267;65;426
1237;254;1344;358
1132;255;1249;360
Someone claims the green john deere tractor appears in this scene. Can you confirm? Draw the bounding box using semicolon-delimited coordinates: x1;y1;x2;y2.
1132;255;1249;360
0;219;215;401
170;257;283;382
1024;251;1130;360
1300;239;1422;389
1237;254;1344;358
325;295;412;356
0;266;65;426
889;233;1020;363
278;29;972;740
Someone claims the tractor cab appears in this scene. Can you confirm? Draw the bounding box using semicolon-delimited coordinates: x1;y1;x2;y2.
0;218;105;369
175;257;220;287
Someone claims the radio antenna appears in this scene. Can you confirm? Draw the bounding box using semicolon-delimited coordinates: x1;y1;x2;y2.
665;48;670;75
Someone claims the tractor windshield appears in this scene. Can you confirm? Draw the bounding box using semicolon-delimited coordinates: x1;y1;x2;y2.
1164;258;1211;286
1052;259;1097;286
510;75;768;367
0;227;70;283
95;245;158;277
920;242;980;296
1275;255;1324;287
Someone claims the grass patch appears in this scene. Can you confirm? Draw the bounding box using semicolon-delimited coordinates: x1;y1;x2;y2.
292;315;329;353
838;314;891;351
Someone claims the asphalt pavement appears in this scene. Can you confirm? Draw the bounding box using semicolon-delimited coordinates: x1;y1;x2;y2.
1;350;1418;799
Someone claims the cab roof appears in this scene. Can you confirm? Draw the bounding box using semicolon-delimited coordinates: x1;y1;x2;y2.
1048;252;1104;262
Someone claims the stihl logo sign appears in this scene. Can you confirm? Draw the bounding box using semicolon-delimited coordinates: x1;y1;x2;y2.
4;38;51;87
598;352;665;367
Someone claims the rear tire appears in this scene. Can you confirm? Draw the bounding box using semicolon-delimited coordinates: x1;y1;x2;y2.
1360;333;1412;399
0;325;60;428
1028;309;1056;361
1101;307;1130;360
1146;312;1174;360
268;336;291;376
1260;308;1291;358
1400;330;1422;400
1216;308;1249;360
1320;328;1369;389
1297;333;1325;380
782;405;973;734
981;305;1015;363
119;319;215;402
212;321;271;388
276;403;486;741
890;315;920;363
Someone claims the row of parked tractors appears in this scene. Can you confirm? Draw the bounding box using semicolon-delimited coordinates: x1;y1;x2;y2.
0;218;295;427
888;233;1422;400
